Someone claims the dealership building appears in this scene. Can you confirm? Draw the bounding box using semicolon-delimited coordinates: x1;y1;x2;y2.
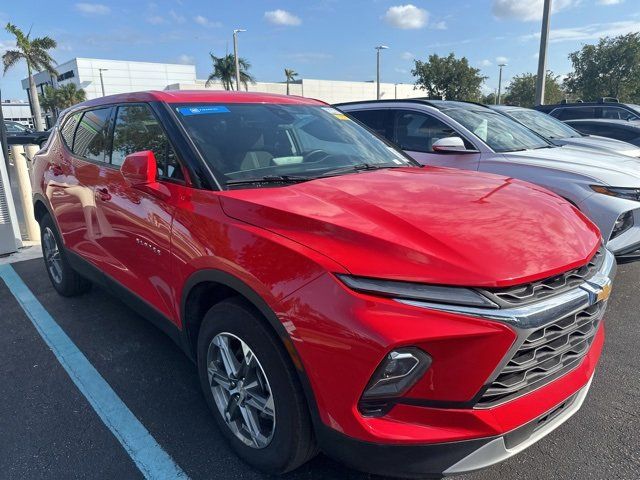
21;57;425;119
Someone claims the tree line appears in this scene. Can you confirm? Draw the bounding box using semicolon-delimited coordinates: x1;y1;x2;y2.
412;32;640;108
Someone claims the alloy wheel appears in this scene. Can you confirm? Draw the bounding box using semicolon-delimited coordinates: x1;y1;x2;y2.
43;227;63;285
206;332;276;449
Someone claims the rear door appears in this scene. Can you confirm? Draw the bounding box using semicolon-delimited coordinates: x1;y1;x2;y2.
92;103;186;320
389;109;481;169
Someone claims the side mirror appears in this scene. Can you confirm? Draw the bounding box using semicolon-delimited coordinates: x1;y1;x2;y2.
120;150;157;186
432;136;471;153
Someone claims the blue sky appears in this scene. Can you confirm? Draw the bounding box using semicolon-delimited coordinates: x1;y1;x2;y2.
1;0;638;100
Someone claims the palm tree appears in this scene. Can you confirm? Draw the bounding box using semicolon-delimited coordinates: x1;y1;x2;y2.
39;83;86;122
206;53;255;91
284;68;298;95
56;83;86;109
2;23;57;131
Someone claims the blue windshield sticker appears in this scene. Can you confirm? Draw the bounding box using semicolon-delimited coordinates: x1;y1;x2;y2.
178;106;230;116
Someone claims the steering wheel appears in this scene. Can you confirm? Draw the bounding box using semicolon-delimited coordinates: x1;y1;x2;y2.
304;149;330;163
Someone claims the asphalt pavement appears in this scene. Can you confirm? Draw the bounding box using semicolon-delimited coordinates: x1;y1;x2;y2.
1;257;638;480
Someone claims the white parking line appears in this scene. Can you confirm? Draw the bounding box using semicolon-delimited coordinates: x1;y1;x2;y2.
0;264;189;480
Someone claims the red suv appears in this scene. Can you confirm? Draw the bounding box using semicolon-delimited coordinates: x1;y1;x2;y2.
33;91;615;478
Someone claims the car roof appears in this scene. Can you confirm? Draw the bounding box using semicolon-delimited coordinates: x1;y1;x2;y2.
336;98;492;112
74;90;327;109
539;101;636;108
487;104;523;112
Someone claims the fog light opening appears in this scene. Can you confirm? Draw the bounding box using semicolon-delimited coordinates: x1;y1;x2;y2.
359;348;431;416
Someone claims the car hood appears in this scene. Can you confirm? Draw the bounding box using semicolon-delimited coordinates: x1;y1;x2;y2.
503;145;640;186
558;135;640;157
219;167;600;287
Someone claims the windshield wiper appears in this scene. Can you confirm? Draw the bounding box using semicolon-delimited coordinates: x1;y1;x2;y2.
226;175;312;187
320;163;404;178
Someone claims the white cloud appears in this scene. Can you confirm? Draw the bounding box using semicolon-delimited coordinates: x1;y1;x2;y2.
147;15;165;25
0;39;15;54
432;20;447;30
479;59;493;67
176;54;194;65
401;51;415;61
383;4;429;29
395;67;409;74
495;56;509;64
264;9;302;26
75;2;110;15
194;15;221;27
169;10;186;24
521;20;640;42
598;0;623;4
492;0;578;21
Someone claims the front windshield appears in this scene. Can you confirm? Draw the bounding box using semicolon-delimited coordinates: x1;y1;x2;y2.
444;108;551;152
174;103;415;187
508;108;582;139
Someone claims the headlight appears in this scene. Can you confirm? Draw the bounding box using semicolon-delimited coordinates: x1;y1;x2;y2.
591;185;640;202
337;275;497;308
611;211;634;239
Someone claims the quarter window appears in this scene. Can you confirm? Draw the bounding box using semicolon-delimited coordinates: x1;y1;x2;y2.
73;108;112;162
111;104;183;181
601;107;639;121
60;113;81;148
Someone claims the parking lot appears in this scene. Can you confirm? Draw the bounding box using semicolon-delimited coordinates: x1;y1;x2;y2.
1;255;639;480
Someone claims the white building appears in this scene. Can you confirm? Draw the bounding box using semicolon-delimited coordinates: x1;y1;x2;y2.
167;78;424;104
2;101;33;126
22;57;197;100
22;57;426;121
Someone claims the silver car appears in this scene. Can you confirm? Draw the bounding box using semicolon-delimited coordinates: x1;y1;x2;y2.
338;100;640;263
490;104;640;158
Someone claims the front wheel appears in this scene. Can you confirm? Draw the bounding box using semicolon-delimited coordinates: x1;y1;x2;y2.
40;213;91;297
197;298;317;474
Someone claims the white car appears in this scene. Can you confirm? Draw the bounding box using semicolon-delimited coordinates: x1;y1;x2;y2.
338;100;640;263
490;105;640;158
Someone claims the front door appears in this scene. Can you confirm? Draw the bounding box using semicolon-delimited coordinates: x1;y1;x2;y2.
93;103;187;321
390;109;481;170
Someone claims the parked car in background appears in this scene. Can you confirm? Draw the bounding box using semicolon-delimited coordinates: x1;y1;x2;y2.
4;120;50;146
535;99;640;121
338;99;640;262
566;119;640;148
32;90;615;478
490;105;640;158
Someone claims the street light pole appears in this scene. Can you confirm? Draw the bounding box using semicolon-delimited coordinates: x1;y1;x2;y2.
233;29;246;91
497;63;507;105
375;45;388;100
98;68;108;97
535;0;552;105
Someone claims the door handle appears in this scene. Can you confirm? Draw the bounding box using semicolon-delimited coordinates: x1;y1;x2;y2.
96;187;112;201
51;164;63;176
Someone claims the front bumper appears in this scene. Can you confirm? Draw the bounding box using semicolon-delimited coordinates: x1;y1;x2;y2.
317;377;593;479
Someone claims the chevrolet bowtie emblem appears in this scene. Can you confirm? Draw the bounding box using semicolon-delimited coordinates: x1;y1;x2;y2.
596;281;613;303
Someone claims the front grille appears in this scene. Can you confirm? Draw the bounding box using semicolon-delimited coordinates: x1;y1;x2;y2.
478;248;604;308
477;301;605;407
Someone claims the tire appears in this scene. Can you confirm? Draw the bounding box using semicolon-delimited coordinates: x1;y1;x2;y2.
197;298;317;474
40;213;91;297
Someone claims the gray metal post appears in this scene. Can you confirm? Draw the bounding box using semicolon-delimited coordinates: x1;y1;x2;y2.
535;0;552;105
497;64;506;105
375;46;388;100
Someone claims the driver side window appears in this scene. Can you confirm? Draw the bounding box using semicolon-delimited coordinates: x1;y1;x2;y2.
391;110;471;153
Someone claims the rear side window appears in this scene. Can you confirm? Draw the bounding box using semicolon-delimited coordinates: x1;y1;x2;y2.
73;108;112;162
60;113;80;148
601;107;639;121
348;109;393;139
111;104;183;181
557;107;597;121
